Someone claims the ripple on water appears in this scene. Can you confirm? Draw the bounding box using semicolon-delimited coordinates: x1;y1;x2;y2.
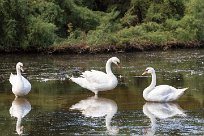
114;110;204;135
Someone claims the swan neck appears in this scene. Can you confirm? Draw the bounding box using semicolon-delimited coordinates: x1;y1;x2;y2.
150;72;156;88
16;67;22;76
143;72;156;100
106;59;113;75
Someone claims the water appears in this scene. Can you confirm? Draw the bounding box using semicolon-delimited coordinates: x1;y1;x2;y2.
0;49;203;135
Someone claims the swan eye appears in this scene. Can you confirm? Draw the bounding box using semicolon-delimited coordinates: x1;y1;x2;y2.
19;65;23;69
145;69;149;71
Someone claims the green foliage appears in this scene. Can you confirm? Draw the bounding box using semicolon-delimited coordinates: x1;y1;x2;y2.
65;29;86;45
62;0;102;32
66;10;121;46
87;10;122;46
145;0;185;23
28;0;63;24
27;17;57;48
0;0;60;50
121;0;150;25
118;26;145;39
0;0;203;51
141;31;173;44
0;0;28;49
185;0;204;40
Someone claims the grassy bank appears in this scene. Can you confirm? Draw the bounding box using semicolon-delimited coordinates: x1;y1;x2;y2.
48;40;203;54
0;40;203;54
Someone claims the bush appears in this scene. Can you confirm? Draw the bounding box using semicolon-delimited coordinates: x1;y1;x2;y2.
27;17;57;49
1;0;204;52
87;30;118;46
65;29;87;46
141;31;172;44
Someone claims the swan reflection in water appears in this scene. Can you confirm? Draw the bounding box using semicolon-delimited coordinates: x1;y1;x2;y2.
70;95;119;135
9;98;31;135
143;102;186;136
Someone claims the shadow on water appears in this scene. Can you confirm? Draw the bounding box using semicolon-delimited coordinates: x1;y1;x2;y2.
0;49;203;135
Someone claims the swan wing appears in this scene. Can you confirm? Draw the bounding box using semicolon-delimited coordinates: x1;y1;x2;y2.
81;70;109;84
9;73;31;93
9;106;14;117
21;76;31;91
148;85;177;101
71;69;118;93
9;73;16;85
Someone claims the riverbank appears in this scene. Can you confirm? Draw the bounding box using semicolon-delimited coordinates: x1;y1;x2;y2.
50;40;204;54
1;40;203;54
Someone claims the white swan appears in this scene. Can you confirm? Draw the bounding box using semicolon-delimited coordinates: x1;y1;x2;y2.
9;62;31;97
143;102;186;136
9;98;31;135
142;67;188;102
70;96;119;134
70;57;120;95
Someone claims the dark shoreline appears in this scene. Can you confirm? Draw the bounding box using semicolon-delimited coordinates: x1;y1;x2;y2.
1;41;204;54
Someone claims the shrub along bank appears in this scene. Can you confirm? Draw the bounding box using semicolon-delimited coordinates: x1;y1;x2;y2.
0;0;204;53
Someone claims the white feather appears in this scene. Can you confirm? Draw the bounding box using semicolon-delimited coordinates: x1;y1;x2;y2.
9;62;31;97
143;67;188;102
70;57;120;95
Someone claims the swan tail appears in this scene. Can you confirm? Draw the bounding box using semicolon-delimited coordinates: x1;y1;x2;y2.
9;73;13;79
175;87;188;100
9;73;14;84
70;77;88;88
65;74;71;79
178;87;188;92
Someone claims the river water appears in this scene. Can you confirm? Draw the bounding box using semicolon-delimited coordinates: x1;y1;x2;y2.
0;49;203;135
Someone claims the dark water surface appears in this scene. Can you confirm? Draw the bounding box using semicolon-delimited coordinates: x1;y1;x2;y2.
0;49;203;135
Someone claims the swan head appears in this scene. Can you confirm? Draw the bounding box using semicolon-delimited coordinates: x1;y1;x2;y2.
111;57;120;66
142;67;155;75
16;62;24;72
